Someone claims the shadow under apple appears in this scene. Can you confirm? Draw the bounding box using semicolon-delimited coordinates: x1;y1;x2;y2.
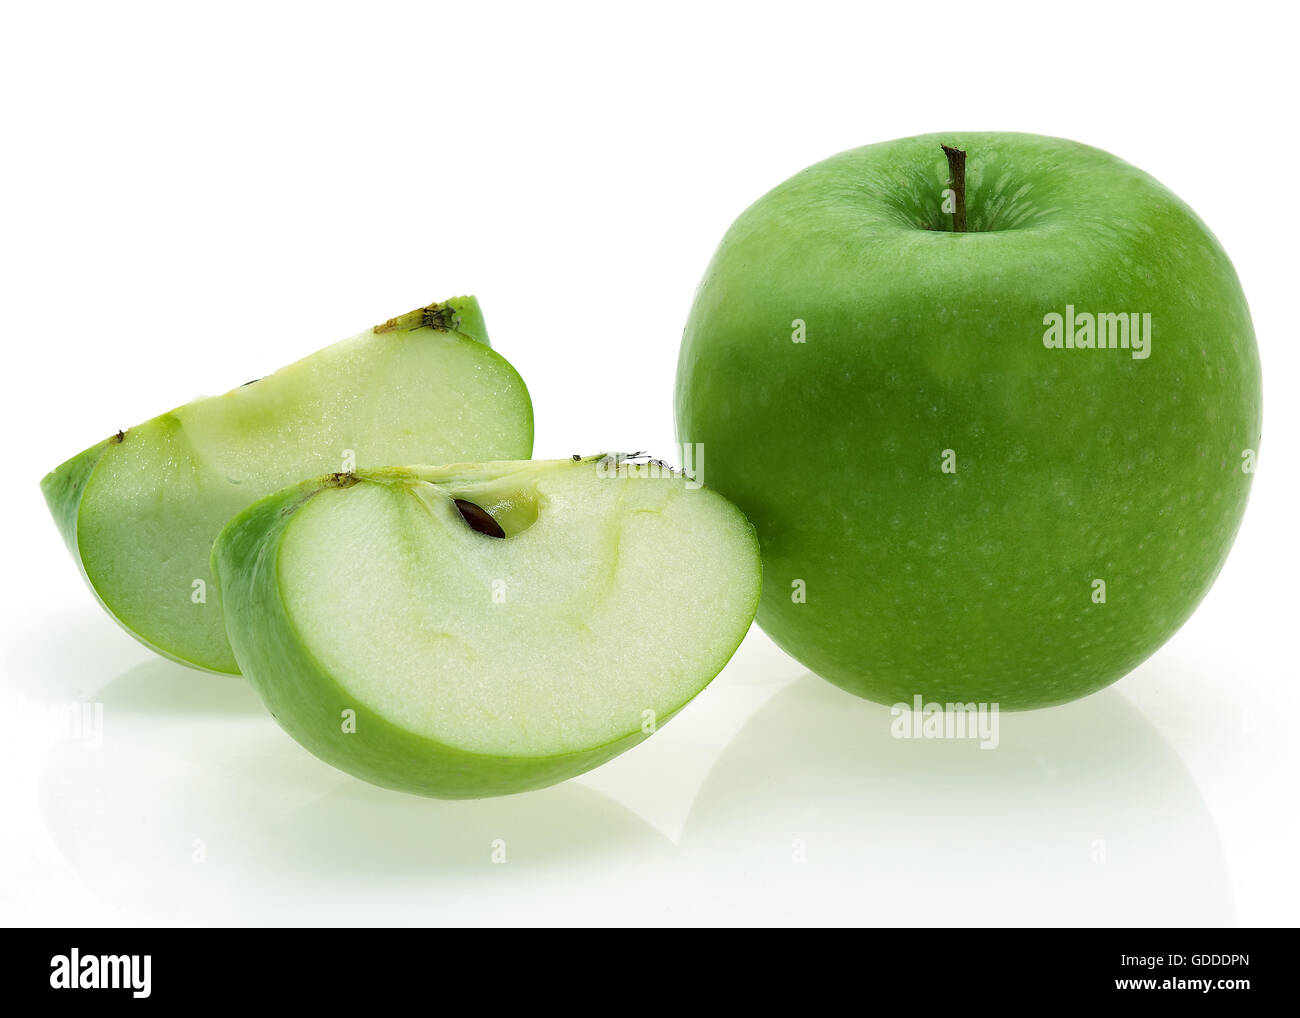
93;657;265;717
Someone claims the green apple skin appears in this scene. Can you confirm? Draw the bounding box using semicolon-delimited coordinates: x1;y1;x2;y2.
675;132;1261;710
212;459;761;798
42;296;532;674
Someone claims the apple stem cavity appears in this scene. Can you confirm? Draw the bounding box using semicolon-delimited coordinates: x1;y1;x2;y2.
455;498;506;539
941;144;968;233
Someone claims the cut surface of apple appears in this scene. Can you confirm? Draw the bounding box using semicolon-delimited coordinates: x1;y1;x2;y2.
212;456;761;798
42;297;532;674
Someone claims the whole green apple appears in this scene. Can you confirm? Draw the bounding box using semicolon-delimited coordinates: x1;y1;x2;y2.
675;132;1261;710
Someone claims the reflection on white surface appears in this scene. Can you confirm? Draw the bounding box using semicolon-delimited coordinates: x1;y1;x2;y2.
39;659;674;925
38;655;1230;925
677;675;1232;926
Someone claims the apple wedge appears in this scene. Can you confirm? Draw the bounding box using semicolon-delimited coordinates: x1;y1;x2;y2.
211;456;761;798
42;297;532;674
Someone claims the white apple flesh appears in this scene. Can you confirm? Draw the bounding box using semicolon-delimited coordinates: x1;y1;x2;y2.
211;456;762;798
41;297;533;674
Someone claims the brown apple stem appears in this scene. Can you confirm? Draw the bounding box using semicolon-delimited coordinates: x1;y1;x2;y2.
941;144;968;233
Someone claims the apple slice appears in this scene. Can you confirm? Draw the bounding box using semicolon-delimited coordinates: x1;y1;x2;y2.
42;297;532;674
211;456;761;798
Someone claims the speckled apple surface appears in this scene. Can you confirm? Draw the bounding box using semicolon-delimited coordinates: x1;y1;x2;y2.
211;457;761;798
675;132;1261;710
41;297;533;674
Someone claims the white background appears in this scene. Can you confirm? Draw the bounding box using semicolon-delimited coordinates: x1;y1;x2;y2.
1;1;1295;926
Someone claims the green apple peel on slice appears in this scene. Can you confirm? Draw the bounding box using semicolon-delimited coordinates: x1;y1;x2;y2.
211;457;761;798
41;297;532;674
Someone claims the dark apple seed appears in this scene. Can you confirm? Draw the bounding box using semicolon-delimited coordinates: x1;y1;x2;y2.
455;498;505;539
